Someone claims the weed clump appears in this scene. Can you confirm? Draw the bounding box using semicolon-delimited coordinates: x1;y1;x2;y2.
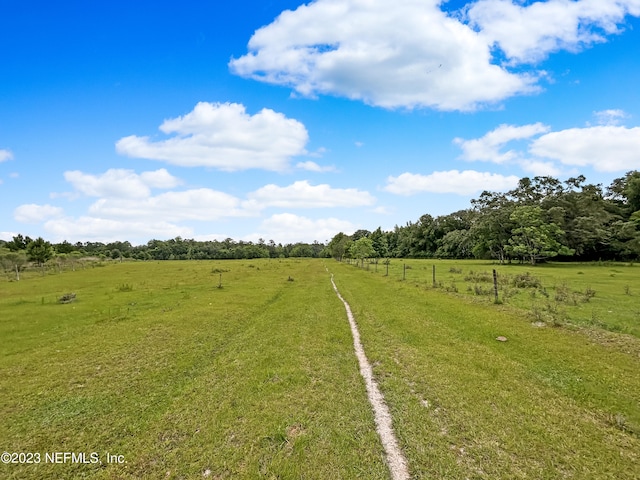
511;272;541;289
117;283;133;292
465;270;491;283
473;284;492;296
583;287;596;302
58;293;76;304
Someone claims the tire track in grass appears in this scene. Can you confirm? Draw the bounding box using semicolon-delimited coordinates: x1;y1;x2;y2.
330;274;410;480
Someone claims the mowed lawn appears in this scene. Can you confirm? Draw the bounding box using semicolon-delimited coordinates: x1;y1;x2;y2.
331;260;640;479
0;260;388;479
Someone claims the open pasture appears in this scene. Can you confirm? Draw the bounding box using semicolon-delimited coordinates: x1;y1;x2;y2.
1;258;639;479
0;260;388;479
368;259;640;337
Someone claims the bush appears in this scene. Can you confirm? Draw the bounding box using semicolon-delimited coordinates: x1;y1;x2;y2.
58;293;76;304
465;270;492;283
511;272;541;289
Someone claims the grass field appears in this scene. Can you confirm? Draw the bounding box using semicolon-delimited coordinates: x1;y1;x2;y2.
1;259;639;479
0;260;389;479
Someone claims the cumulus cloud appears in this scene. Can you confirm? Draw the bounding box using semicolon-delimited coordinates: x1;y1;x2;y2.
88;189;248;222
230;0;537;110
0;149;13;162
230;0;639;110
37;166;379;244
43;217;192;244
14;204;65;223
466;0;640;64
245;180;375;209
64;168;181;198
530;126;640;172
116;102;309;171
384;170;520;196
251;213;356;244
455;123;550;163
519;160;564;177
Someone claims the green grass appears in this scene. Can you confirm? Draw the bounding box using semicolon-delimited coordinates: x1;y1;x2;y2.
333;259;640;479
2;258;640;479
370;258;640;337
0;260;388;479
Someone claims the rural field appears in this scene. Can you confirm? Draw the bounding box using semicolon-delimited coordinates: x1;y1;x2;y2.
1;258;639;479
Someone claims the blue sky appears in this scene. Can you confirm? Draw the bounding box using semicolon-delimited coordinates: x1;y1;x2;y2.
2;0;640;245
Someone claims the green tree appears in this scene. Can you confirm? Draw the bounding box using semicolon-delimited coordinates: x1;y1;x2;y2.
328;232;351;261
6;234;32;252
506;206;574;265
26;237;54;273
0;250;27;280
607;170;640;216
470;191;516;263
349;237;376;268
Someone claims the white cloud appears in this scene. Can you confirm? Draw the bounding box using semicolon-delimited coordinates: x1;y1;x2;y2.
384;170;520;195
466;0;640;64
116;102;309;171
64;168;181;198
230;0;640;110
593;109;628;126
0;149;13;162
0;231;19;241
88;189;248;222
14;204;65;223
372;206;392;215
230;0;538;111
43;217;192;244
245;180;375;209
519;160;564;177
251;213;356;244
455;123;550;163
530;126;640;172
296;160;336;172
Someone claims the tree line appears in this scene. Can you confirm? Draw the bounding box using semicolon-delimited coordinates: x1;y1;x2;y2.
2;171;639;279
0;235;327;280
328;171;640;265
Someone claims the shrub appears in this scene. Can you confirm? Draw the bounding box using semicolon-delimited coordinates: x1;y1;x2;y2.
58;293;76;304
465;270;491;283
511;272;541;289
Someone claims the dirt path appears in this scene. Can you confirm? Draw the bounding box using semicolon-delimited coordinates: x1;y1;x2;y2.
330;274;410;480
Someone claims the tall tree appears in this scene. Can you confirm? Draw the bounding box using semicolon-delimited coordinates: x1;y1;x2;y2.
26;237;54;273
506;206;574;265
349;237;376;268
328;232;351;261
470;190;516;263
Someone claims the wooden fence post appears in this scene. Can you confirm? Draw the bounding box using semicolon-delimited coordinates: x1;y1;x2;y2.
493;269;499;302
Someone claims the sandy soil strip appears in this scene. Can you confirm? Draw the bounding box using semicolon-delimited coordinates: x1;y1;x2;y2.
330;274;410;480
